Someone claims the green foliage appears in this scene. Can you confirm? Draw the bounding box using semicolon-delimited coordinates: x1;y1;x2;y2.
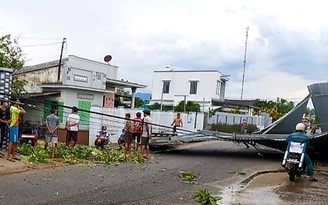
228;106;242;114
210;123;259;134
17;143;145;164
253;98;294;121
16;143;33;156
135;97;144;108
28;147;52;163
174;101;200;112
208;108;216;118
149;102;161;110
179;170;197;184
194;188;222;205
0;34;27;95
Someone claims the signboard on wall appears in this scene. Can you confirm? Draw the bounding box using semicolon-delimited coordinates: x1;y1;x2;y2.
104;93;115;108
77;93;94;100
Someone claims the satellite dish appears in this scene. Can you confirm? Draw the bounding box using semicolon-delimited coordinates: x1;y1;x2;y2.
104;55;112;63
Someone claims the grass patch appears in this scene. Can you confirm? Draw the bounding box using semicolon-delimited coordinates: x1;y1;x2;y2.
194;188;222;205
179;170;197;184
17;143;145;165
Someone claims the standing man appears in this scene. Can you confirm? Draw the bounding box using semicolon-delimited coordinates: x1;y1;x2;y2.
241;119;248;134
141;110;151;159
171;113;183;135
0;100;10;157
124;113;134;157
7;99;26;162
45;109;59;158
133;112;143;151
66;106;80;148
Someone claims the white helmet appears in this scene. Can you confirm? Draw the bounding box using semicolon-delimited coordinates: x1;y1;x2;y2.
295;123;306;132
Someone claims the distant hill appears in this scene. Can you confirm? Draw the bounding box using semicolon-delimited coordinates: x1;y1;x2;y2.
136;92;151;100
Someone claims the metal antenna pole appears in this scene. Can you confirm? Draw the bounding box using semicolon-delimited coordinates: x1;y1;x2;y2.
57;37;66;82
241;27;249;99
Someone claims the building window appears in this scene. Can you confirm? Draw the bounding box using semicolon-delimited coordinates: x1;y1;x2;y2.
216;81;221;96
96;72;101;80
162;80;170;94
190;81;198;94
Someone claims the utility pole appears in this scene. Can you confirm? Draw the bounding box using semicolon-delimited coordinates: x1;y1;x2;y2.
240;27;249;99
57;38;67;82
160;86;164;111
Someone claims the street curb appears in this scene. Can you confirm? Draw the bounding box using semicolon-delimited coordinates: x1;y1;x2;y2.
0;166;31;176
239;168;286;185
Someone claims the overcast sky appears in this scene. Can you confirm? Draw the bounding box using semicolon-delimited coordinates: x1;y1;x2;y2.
1;0;327;101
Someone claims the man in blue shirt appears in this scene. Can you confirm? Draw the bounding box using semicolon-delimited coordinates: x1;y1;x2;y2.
286;123;317;181
95;126;110;149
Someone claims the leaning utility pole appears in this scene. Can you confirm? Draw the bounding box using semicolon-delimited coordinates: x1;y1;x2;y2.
57;38;67;82
240;27;249;99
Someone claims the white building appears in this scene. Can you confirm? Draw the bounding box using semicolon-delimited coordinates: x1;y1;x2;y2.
150;70;229;111
14;55;146;129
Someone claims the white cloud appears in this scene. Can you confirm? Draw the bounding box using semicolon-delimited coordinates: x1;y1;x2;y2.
1;0;327;99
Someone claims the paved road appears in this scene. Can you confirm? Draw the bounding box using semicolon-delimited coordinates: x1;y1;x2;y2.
0;141;282;205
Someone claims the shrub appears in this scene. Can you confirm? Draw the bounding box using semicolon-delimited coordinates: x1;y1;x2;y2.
179;170;197;184
194;188;222;205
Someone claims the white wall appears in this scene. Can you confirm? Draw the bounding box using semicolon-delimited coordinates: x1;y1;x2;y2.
151;71;226;110
208;111;270;130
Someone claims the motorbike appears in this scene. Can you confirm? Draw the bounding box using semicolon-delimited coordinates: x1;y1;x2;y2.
281;141;306;181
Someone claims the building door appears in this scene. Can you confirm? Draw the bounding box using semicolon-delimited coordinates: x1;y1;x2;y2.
78;100;91;128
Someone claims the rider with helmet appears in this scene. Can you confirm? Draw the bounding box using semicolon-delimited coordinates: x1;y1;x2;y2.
286;123;317;181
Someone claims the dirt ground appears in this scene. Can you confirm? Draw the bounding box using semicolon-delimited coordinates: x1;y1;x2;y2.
218;165;328;205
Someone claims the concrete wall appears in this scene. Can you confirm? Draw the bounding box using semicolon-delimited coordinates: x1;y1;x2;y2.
61;56;118;90
208;111;271;129
16;66;58;93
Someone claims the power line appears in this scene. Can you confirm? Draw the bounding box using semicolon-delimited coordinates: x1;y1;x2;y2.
13;36;62;40
0;93;195;135
20;42;62;48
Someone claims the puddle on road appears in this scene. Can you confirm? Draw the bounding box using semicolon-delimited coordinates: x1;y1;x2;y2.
218;173;286;205
213;169;328;205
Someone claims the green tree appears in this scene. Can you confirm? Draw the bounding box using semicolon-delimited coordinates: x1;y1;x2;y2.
174;101;200;112
149;102;161;110
253;98;294;121
135;97;144;108
0;34;27;95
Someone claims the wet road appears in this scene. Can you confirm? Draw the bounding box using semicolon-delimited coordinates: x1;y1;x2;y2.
0;141;282;205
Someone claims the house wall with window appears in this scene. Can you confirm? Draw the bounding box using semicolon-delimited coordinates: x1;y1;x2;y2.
150;70;229;111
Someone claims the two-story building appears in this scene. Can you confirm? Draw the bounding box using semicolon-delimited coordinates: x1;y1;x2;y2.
14;55;146;143
150;69;229;111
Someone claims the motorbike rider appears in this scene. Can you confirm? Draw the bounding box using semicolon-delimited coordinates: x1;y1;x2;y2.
286;123;318;181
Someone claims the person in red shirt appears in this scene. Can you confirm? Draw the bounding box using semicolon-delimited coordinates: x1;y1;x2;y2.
133;112;143;151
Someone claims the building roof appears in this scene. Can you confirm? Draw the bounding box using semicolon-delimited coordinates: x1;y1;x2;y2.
154;70;229;81
40;83;114;93
14;55;119;75
211;98;255;108
0;67;14;73
27;92;61;98
14;58;68;75
106;78;147;89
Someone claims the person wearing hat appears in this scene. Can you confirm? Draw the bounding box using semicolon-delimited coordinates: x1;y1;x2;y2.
7;98;26;162
66;106;80;148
